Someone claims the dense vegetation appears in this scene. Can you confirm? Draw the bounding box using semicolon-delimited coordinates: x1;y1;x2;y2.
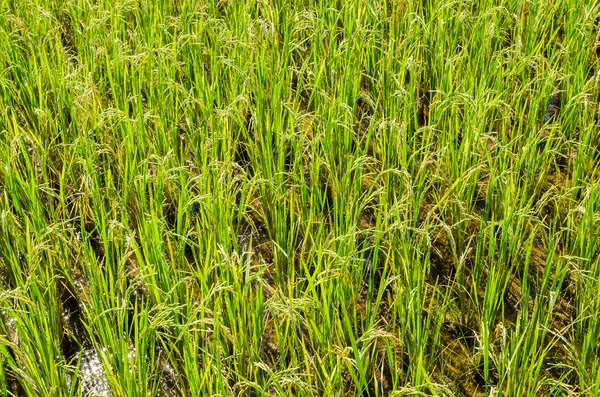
1;0;599;396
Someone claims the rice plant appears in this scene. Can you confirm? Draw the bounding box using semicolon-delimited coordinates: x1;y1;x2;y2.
0;0;599;396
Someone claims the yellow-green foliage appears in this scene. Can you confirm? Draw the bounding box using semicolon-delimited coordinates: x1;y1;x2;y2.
0;0;599;396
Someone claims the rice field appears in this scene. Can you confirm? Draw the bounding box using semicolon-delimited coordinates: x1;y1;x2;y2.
0;0;599;396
